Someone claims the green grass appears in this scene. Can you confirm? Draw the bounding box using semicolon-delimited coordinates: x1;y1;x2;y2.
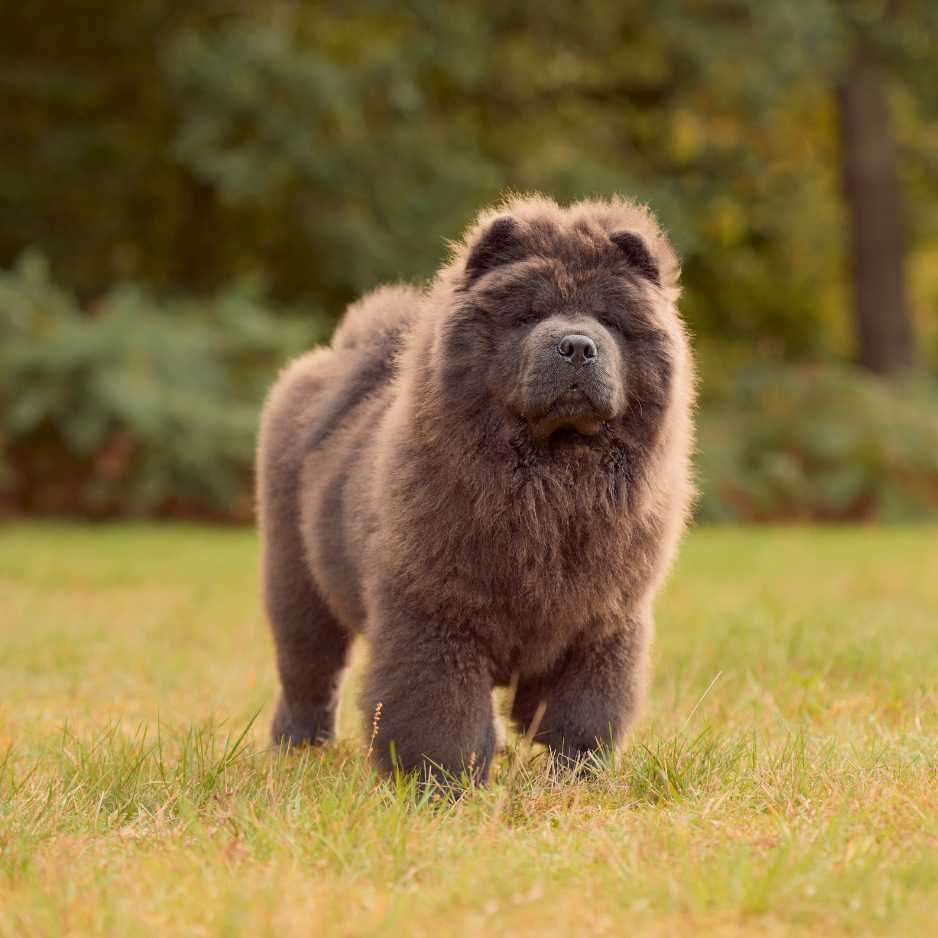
1;524;936;937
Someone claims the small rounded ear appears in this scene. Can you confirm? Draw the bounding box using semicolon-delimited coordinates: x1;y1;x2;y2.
610;230;660;285
465;216;526;286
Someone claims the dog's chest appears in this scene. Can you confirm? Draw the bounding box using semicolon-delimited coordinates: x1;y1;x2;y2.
469;505;629;670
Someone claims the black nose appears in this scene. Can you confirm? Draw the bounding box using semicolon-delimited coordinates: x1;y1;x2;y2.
557;334;598;366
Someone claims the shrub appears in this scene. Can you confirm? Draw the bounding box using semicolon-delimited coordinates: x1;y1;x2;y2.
696;364;938;522
4;254;937;523
0;253;323;519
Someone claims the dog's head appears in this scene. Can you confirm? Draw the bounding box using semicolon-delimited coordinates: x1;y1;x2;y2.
432;196;685;461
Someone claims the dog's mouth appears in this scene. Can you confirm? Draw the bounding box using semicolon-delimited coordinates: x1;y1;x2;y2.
527;386;606;442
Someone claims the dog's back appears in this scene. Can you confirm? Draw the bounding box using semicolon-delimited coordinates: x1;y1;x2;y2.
256;284;421;637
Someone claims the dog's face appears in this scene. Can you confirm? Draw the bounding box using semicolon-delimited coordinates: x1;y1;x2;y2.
438;214;676;454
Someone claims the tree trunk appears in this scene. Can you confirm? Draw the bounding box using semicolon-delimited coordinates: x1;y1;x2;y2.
836;46;915;375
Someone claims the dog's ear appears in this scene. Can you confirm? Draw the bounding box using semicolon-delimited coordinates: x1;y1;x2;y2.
465;216;527;286
610;230;660;285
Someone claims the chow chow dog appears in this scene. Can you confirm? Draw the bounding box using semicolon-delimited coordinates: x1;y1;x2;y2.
257;195;695;781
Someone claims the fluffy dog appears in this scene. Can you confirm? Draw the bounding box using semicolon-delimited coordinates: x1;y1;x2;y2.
256;195;695;781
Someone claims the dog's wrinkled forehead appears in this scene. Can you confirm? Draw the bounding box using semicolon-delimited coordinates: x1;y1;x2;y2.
464;213;661;294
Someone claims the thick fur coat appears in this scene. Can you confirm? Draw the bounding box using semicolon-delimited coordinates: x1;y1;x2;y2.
257;195;695;781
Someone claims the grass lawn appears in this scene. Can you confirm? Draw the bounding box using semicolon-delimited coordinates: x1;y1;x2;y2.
1;524;936;937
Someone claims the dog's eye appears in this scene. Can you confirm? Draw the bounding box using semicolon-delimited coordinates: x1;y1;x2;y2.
601;312;660;340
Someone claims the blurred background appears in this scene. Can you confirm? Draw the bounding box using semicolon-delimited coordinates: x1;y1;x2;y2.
2;0;937;524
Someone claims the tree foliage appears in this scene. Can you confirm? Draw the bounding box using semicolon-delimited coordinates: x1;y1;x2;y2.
2;0;936;361
2;1;937;519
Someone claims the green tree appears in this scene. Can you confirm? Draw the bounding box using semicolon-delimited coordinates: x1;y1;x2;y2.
1;0;936;369
833;0;938;375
